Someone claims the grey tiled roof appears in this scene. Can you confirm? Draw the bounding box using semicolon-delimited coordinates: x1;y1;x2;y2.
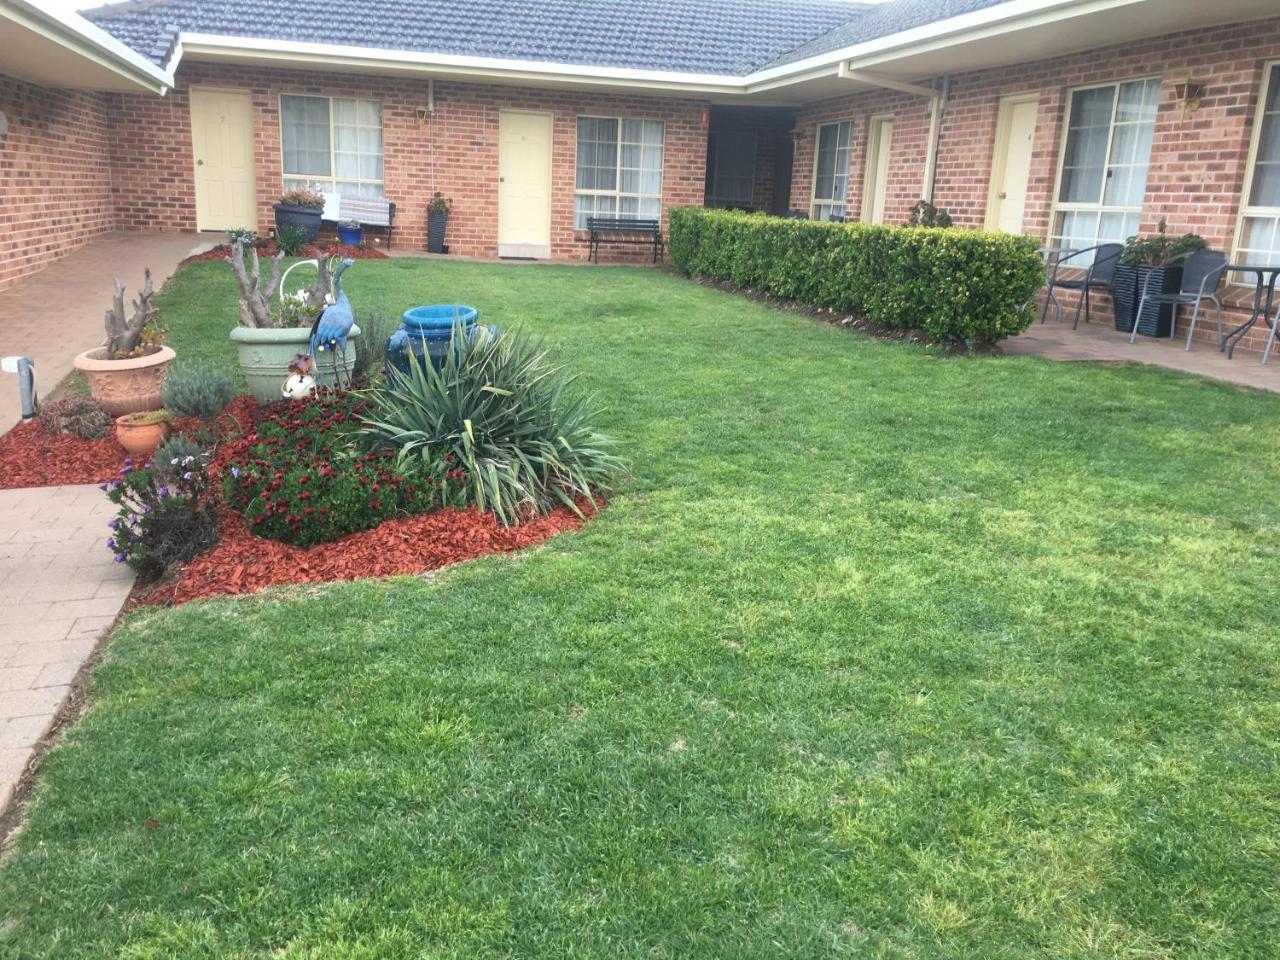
761;0;1012;69
81;0;876;76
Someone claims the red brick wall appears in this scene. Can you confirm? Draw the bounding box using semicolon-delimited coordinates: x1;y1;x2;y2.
790;16;1280;351
106;62;710;261
0;73;115;290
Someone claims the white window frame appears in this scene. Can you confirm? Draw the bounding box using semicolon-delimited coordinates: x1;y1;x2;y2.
1232;59;1280;275
1047;75;1161;252
279;93;384;195
573;115;665;229
810;120;852;221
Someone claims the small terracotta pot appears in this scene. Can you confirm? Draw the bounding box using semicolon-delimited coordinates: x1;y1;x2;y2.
115;414;171;459
74;345;176;417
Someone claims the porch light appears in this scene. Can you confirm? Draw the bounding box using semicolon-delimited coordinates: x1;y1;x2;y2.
1173;80;1206;114
415;106;430;127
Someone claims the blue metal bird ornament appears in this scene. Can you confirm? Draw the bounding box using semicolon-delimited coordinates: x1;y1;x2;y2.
308;258;355;359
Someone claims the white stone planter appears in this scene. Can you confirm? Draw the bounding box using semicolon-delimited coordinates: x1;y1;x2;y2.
229;324;361;404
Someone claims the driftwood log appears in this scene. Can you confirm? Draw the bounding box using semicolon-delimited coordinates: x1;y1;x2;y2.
226;240;285;327
304;255;336;310
104;268;156;357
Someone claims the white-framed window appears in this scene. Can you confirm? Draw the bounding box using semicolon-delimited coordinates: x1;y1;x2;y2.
1235;61;1280;267
811;120;852;221
574;116;665;228
280;94;384;197
1049;77;1160;259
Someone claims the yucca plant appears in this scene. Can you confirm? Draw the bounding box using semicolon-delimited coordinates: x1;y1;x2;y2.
361;325;625;524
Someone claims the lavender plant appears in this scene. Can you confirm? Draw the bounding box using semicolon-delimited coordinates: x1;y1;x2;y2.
104;454;218;581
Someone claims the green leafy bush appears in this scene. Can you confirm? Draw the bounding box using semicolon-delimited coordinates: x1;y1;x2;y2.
227;227;258;247
668;207;1044;343
154;434;210;473
40;396;111;440
1121;218;1206;266
160;363;236;419
223;392;432;546
362;326;625;524
276;225;308;256
105;455;218;581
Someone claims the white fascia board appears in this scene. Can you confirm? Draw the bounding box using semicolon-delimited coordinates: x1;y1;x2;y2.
3;0;174;92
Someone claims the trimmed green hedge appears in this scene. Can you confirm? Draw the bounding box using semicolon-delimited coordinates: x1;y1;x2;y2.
668;207;1044;343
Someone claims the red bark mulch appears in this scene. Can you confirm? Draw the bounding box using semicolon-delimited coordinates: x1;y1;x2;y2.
131;503;584;607
181;242;388;267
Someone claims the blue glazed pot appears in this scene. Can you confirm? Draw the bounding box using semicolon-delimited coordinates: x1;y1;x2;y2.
337;224;363;246
388;305;480;377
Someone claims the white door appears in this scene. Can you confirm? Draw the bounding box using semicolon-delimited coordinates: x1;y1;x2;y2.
188;88;256;232
863;116;894;225
498;111;552;258
986;95;1039;233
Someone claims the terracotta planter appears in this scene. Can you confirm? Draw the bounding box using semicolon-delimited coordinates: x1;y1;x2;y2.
115;414;171;459
229;324;361;405
73;345;176;417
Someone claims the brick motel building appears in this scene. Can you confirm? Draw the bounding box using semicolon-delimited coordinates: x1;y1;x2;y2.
3;0;1280;350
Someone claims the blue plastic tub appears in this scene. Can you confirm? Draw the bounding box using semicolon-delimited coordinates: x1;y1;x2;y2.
337;223;363;246
388;304;481;377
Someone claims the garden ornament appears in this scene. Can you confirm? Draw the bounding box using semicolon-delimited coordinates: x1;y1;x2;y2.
1;355;38;420
281;354;317;400
308;258;355;358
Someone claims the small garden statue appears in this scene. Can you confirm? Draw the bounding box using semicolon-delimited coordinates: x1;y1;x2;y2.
308;258;355;375
281;354;317;400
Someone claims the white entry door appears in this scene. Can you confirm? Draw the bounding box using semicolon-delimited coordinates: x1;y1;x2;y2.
188;88;256;232
498;110;552;258
986;94;1039;233
862;115;894;225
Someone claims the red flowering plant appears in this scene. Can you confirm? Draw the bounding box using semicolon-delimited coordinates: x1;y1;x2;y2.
222;391;435;547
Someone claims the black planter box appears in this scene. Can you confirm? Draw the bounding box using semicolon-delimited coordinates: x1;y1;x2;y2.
427;210;449;253
273;203;322;242
1132;264;1183;338
1112;263;1139;333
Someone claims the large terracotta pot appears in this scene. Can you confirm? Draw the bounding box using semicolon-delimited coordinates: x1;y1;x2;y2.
73;345;176;417
115;413;171;459
229;324;361;405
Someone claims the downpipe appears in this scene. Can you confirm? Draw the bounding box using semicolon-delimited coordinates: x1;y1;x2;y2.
1;356;38;420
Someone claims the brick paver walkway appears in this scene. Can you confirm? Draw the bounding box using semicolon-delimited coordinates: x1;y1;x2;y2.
1005;316;1279;393
0;484;133;811
0;231;218;431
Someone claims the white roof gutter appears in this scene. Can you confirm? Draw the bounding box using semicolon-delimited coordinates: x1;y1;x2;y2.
2;0;174;94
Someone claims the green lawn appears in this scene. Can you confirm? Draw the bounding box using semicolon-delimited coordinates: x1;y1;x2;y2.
2;259;1278;958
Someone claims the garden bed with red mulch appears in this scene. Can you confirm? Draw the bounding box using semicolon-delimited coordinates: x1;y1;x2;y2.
181;241;388;267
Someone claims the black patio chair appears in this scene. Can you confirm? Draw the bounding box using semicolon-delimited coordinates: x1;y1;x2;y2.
1041;243;1124;329
783;209;810;220
827;213;846;223
1129;248;1228;349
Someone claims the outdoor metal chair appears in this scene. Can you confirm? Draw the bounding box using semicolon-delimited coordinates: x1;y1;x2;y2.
782;209;809;220
1129;248;1228;349
1041;243;1123;329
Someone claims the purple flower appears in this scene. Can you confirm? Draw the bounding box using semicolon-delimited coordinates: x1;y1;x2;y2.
158;486;170;497
107;519;120;530
230;466;241;479
113;553;126;563
106;537;116;550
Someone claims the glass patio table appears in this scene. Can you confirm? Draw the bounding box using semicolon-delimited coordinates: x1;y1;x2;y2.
1223;262;1280;362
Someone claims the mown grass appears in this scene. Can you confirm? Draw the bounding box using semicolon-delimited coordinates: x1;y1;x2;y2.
2;259;1278;958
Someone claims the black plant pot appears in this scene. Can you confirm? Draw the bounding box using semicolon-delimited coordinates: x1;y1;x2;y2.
1132;264;1183;338
273;203;322;242
1112;263;1140;333
427;210;449;253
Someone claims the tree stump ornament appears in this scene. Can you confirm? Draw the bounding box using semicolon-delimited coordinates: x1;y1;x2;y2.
104;269;157;357
226;239;285;328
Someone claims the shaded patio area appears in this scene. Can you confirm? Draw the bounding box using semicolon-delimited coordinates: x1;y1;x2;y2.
0;233;217;431
1005;314;1279;393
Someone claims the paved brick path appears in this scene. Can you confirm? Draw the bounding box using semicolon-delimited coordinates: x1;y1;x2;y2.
0;484;133;811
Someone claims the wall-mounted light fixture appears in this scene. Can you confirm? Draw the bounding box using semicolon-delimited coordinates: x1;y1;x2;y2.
415;106;430;127
1173;80;1206;114
789;127;804;145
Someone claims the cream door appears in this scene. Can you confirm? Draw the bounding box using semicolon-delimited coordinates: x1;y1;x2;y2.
986;94;1039;233
188;88;256;232
498;110;552;258
863;116;894;225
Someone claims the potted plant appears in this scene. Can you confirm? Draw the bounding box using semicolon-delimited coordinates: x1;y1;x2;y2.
337;219;363;247
273;188;325;243
225;242;360;404
1113;220;1206;336
73;269;177;416
427;193;451;253
114;409;171;458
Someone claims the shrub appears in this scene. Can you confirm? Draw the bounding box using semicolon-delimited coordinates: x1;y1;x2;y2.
1121;218;1206;267
362;326;625;524
154;434;210;474
351;308;396;385
667;207;1044;344
279;188;325;210
40;396;111;440
227;227;257;247
104;455;218;581
223;392;432;546
275;225;308;256
160;363;236;419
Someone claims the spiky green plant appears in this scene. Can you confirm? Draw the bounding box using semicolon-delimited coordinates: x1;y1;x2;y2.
361;325;625;524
